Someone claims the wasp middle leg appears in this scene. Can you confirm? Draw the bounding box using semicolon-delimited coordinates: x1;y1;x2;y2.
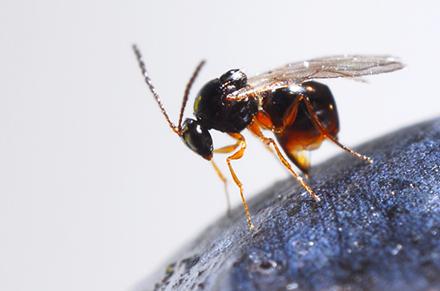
248;121;321;202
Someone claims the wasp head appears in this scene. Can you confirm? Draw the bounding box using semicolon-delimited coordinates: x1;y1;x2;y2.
181;118;213;160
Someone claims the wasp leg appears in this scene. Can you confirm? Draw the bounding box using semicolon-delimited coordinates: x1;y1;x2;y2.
248;122;273;154
214;133;254;230
210;159;232;217
248;122;320;202
252;117;311;178
214;143;240;154
301;96;373;164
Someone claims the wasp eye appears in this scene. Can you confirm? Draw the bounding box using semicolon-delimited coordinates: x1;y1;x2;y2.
220;69;247;94
181;118;213;160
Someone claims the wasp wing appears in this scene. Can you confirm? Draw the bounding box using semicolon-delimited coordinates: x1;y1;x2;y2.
229;55;404;100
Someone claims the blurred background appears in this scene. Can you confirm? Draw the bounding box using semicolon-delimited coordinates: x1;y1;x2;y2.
0;0;439;290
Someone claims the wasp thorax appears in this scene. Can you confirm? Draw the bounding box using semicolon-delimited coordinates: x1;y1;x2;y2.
193;69;257;133
219;69;248;94
181;118;213;160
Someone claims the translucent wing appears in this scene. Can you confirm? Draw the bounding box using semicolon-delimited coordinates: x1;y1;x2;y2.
229;55;404;100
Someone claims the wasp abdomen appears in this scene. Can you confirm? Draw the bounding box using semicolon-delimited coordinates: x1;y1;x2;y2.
261;81;340;172
277;81;339;149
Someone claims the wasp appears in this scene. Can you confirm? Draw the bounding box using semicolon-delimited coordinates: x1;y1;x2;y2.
133;45;404;230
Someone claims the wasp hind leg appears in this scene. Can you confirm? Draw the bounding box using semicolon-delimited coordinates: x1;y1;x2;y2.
247;121;320;202
214;133;254;230
302;96;373;164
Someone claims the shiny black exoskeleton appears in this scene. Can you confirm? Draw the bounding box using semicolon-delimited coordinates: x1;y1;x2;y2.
263;81;339;133
262;81;340;173
181;69;258;160
132;45;397;231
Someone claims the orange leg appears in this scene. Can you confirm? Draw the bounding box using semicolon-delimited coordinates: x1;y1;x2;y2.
248;122;273;154
214;133;254;230
210;159;232;216
248;121;321;202
214;143;240;154
254;114;311;178
301;96;373;164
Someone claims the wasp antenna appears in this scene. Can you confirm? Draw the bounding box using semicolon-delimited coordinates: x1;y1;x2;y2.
132;44;180;135
178;59;206;131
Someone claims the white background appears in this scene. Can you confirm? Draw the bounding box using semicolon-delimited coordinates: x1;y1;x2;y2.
0;0;439;290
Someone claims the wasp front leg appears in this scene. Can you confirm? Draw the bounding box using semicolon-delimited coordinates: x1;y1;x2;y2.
214;133;254;230
210;159;232;216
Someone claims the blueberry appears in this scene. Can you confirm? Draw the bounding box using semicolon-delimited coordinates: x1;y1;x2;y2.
141;118;440;291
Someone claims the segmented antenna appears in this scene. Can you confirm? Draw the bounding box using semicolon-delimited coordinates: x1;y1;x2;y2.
132;44;206;135
178;59;206;132
132;44;180;134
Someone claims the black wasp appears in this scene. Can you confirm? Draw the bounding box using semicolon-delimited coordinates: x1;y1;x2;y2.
133;45;404;230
